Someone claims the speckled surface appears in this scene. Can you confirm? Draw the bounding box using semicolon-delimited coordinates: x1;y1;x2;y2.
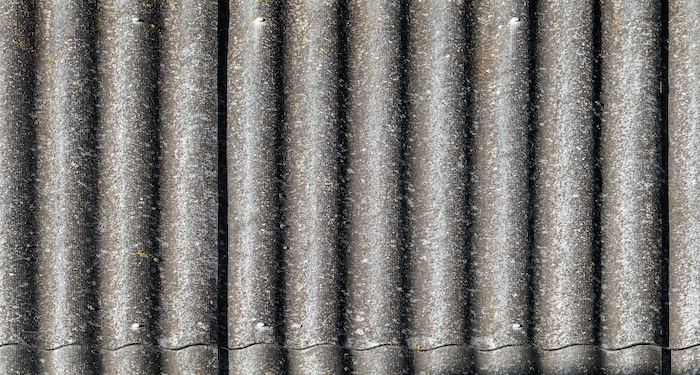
669;0;700;354
405;0;468;352
0;0;688;373
96;0;160;350
468;0;531;352
599;0;663;352
345;0;404;355
533;0;597;351
280;0;342;358
227;0;283;352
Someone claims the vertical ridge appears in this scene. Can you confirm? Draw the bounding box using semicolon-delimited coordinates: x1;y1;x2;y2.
469;0;531;356
599;0;663;358
102;345;160;375
344;0;404;358
281;0;343;365
405;0;469;358
96;0;159;354
158;0;219;354
227;0;282;353
669;0;700;367
533;0;597;353
40;346;100;375
35;2;99;369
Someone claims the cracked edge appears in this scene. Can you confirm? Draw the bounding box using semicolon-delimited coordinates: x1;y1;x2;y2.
0;340;692;354
0;342;676;374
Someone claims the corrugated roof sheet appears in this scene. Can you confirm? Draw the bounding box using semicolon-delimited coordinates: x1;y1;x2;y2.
0;0;696;373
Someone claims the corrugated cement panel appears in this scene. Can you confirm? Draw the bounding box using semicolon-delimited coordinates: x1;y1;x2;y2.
0;0;692;373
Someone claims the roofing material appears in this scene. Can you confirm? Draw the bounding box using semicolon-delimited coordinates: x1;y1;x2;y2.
0;0;693;373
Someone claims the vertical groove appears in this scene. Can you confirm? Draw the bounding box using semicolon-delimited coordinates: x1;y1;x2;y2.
96;0;159;355
669;0;700;367
344;0;403;358
0;0;38;360
281;0;342;365
533;0;597;352
469;0;531;355
217;0;230;372
227;0;282;349
405;0;468;354
599;0;663;356
158;0;219;354
35;0;99;369
591;0;604;353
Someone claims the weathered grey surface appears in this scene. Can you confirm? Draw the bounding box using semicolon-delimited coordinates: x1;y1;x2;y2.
345;0;404;355
672;346;700;375
280;0;342;356
159;345;220;375
538;345;600;375
601;345;663;375
405;0;468;352
96;0;159;351
229;343;285;374
475;346;534;375
351;346;409;375
227;0;282;350
533;0;597;351
669;0;700;353
35;0;100;351
0;0;684;373
0;0;37;350
469;0;531;352
102;345;161;375
414;346;474;375
0;345;37;375
286;345;345;375
157;0;219;351
599;0;663;354
40;345;100;375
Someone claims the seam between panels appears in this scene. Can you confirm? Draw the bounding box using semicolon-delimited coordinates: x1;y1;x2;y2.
0;341;694;354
